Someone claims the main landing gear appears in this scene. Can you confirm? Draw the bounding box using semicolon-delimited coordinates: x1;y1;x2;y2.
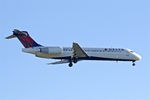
68;57;78;67
69;62;73;67
132;61;136;66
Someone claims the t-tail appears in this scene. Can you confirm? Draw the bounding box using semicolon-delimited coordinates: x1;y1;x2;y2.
6;29;41;48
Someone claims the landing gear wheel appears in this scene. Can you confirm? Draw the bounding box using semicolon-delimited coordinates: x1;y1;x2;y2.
69;62;73;67
132;61;135;66
73;58;77;63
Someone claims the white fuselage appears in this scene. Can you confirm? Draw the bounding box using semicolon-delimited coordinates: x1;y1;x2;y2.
22;46;141;61
6;29;142;66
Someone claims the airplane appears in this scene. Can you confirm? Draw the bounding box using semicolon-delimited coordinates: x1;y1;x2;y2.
6;29;142;67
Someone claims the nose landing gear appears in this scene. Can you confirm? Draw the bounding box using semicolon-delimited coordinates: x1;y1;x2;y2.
132;61;136;66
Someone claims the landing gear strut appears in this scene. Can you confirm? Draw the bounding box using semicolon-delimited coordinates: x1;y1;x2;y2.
132;61;135;66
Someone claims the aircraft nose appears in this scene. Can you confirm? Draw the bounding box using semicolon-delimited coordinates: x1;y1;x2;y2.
134;53;142;61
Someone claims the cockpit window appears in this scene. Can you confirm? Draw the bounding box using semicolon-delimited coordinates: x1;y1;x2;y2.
130;51;134;53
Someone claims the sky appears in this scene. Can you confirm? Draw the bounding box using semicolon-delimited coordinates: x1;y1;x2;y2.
0;0;150;100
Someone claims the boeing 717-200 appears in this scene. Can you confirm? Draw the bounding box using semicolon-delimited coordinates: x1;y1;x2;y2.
6;29;142;67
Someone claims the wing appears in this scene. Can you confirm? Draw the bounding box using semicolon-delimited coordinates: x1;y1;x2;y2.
48;60;69;65
72;42;88;58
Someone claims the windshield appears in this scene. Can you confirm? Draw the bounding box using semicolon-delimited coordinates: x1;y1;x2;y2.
130;51;134;53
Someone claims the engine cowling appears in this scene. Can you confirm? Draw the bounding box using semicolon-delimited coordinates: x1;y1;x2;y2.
40;47;62;54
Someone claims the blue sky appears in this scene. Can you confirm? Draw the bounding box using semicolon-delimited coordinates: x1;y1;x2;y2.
0;0;150;100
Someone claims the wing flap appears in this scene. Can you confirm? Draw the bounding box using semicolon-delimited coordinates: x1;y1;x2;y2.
48;60;69;65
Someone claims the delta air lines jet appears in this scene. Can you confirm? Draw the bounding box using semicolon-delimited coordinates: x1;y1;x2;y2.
6;29;142;67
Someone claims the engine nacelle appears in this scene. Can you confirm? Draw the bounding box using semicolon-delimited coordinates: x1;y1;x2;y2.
40;47;62;54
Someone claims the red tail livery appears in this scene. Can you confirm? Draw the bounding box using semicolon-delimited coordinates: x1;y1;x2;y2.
6;29;41;48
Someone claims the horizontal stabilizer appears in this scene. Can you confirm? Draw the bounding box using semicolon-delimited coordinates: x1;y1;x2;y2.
5;35;16;39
